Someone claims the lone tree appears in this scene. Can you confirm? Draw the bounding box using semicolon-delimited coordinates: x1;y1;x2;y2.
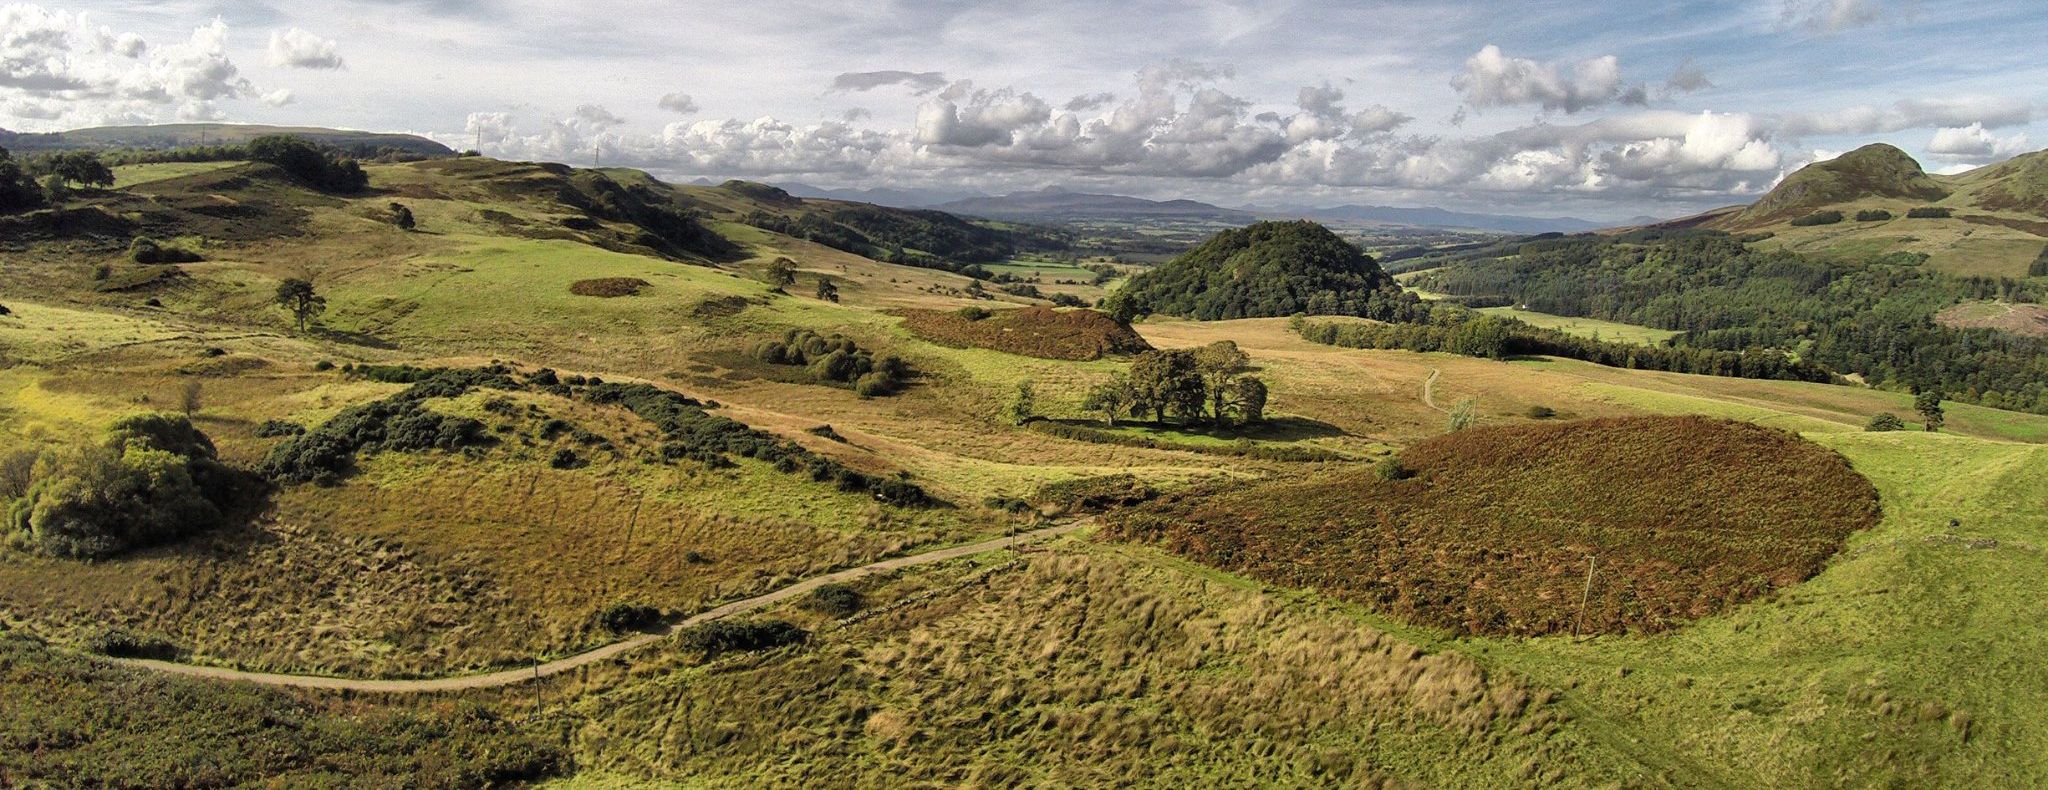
179;380;203;417
815;277;840;303
1865;412;1905;432
1082;374;1138;427
1194;340;1251;424
767;257;797;289
1009;379;1037;425
275;278;326;332
1914;391;1945;432
388;202;416;230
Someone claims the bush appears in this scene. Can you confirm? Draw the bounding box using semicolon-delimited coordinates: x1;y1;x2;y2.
1855;209;1893;222
806;425;847;442
1865;412;1905;432
254;420;305;438
957;306;992;321
0;303;10;317
596;601;662;633
6;415;248;559
1789;210;1844;227
1525;405;1556;419
753;329;911;395
1906;207;1952;219
128;237;204;264
313;360;335;371
1050;293;1088;308
676;619;807;657
804;584;865;618
550;448;580;469
259;386;493;485
1374;456;1414;481
84;627;179;660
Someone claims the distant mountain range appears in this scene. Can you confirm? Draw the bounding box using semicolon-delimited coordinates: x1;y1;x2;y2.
0;123;453;156
935;187;1255;223
776;182;989;209
784;183;1623;233
1242;204;1620;234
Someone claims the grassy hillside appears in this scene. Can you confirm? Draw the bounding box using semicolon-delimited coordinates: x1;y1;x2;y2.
1689;143;2048;277
6;143;2048;786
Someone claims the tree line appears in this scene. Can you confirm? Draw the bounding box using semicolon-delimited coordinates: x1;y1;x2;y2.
1403;230;2048;412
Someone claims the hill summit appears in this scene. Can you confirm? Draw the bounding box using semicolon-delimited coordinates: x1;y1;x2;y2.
1106;220;1409;320
1737;143;1950;224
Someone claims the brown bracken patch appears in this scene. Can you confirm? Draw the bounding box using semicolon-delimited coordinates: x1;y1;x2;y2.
1105;416;1882;637
569;277;651;297
898;305;1151;361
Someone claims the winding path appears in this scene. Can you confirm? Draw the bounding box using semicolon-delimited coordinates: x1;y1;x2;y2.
107;521;1087;693
1422;368;1448;413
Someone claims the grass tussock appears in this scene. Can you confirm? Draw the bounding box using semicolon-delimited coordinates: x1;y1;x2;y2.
563;550;1592;786
900;306;1152;361
1107;416;1881;636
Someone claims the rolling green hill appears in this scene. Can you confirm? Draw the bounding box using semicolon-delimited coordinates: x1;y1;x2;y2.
1105;220;1419;320
0;123;454;157
1680;143;2048;277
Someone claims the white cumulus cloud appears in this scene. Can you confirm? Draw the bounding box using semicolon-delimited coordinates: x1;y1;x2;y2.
266;27;343;70
1453;45;1645;114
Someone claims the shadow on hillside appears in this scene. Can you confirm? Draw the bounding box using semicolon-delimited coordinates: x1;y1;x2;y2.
311;325;399;350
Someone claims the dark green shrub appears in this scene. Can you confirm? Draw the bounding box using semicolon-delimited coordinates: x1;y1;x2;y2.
1855;209;1893;222
1865;412;1905;432
0;303;10;317
84;627;179;659
1375;456;1414;481
806;425;847;442
313;360;335;371
128;236;204;264
253;420;305;438
1789;210;1844;227
957;305;991;321
1526;405;1556;419
596;601;662;633
550;448;580;469
804;584;865;618
676;619;807;657
1906;207;1952;219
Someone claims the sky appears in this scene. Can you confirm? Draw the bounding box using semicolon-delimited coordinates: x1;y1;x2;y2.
3;0;2045;220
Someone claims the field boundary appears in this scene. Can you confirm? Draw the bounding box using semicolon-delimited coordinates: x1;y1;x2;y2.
101;521;1088;693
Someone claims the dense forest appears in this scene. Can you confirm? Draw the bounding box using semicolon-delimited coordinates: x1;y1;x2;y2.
1105;220;1424;321
1405;230;2048;412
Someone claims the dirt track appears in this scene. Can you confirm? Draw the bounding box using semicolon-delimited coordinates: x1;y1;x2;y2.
107;521;1086;693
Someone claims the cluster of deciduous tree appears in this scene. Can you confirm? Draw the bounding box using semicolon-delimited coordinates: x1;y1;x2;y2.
4;415;253;559
1856;209;1894;222
0;146;45;213
1292;313;1836;383
1104;221;1427;322
750;329;911;396
258;393;492;485
1404;230;2048;411
1906;207;1953;218
244;135;369;193
1079;341;1269;427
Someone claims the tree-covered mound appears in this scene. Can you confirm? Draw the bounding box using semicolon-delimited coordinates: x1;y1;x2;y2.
1104;220;1417;321
899;306;1152;360
5;415;255;559
1106;416;1880;637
